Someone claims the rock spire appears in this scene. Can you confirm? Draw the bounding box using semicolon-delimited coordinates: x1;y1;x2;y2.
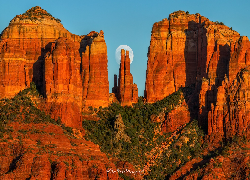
114;49;138;106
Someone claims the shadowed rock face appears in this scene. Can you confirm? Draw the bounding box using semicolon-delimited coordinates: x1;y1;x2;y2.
145;10;250;140
0;6;109;127
199;36;250;141
115;49;138;106
43;31;109;127
2;7;250;179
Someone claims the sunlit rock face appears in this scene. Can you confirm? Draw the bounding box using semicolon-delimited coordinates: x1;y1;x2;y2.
0;6;81;98
0;121;120;179
80;30;109;108
43;37;82;128
115;49;138;106
162;100;190;133
0;6;109;127
145;10;250;139
145;10;240;103
208;66;250;141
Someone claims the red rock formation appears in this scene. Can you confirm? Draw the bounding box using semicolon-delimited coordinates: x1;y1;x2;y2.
43;30;109;127
0;6;81;98
112;74;118;94
208;66;250;140
203;36;250;140
116;49;138;106
109;93;119;104
145;10;240;103
229;36;250;82
0;6;110;127
207;80;227;139
169;142;250;179
145;10;250;140
0;121;120;179
43;37;81;128
0;39;27;98
162;100;190;133
80;30;109;108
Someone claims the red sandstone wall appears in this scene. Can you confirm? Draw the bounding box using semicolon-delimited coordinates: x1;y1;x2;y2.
0;7;109;128
145;10;250;139
145;11;240;103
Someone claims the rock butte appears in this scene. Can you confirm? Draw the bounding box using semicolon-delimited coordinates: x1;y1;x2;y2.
145;10;250;140
0;6;109;127
113;49;138;106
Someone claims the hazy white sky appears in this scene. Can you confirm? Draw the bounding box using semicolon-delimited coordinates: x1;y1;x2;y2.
1;0;250;96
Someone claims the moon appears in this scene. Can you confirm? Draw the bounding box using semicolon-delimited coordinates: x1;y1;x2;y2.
115;45;134;64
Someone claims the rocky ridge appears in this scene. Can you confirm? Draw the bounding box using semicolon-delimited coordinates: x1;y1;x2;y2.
0;122;119;180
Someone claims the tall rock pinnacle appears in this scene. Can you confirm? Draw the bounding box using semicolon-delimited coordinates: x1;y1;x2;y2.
115;49;138;106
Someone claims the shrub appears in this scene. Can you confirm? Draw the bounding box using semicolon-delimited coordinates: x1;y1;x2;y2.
36;139;42;146
215;21;224;25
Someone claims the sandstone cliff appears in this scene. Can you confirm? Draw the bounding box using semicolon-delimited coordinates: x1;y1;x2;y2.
80;30;109;108
0;6;80;98
2;7;250;179
145;10;250;140
145;10;240;103
0;6;109;127
208;66;250;140
43;37;83;128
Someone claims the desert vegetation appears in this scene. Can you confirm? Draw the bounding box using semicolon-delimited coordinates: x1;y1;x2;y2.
83;88;206;179
18;6;61;22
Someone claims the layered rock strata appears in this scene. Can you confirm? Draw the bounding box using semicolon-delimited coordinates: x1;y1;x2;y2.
0;6;109;127
43;37;82;128
0;121;119;180
80;30;109;108
0;6;80;98
115;49;138;106
208;66;250;140
200;37;250;140
145;10;240;103
145;10;250;139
